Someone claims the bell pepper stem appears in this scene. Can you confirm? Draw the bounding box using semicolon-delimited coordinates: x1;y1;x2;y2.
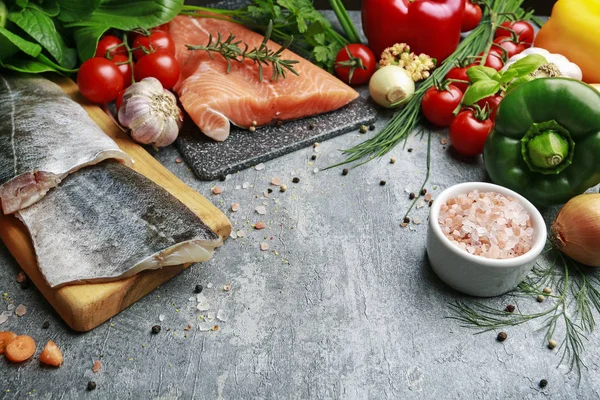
520;120;575;175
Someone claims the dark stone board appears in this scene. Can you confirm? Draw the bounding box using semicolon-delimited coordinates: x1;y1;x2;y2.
175;97;377;180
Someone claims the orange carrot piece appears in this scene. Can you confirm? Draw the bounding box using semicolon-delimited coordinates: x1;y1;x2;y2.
5;335;36;363
0;331;17;355
40;340;63;367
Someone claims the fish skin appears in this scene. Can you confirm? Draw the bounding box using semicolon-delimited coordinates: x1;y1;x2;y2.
17;161;222;288
0;74;132;214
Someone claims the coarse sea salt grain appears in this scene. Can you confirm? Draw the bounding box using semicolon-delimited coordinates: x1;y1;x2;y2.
438;190;533;259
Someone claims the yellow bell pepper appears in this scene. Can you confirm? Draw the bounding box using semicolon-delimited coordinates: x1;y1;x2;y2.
534;0;600;83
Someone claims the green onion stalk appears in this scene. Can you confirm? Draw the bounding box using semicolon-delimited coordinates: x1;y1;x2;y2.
330;0;534;169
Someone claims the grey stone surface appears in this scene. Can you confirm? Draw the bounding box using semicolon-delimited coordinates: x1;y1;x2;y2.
176;96;377;180
1;10;599;400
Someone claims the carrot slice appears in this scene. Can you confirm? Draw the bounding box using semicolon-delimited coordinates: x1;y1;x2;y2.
5;335;36;363
40;340;63;367
0;331;17;355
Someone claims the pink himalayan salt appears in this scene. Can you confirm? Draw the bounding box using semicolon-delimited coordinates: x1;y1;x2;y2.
438;190;533;259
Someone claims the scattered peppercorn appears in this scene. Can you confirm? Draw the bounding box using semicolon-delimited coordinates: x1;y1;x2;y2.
380;180;386;186
369;124;375;131
42;321;50;329
420;188;427;195
407;148;413;152
267;188;273;193
409;192;415;200
403;217;410;224
543;287;552;295
359;125;368;134
219;175;226;182
151;325;161;334
280;184;288;193
548;339;558;349
292;177;300;184
539;379;548;388
87;381;97;391
194;284;203;294
311;155;317;161
428;200;434;207
496;331;508;342
505;304;515;313
308;123;315;130
390;157;396;164
537;295;546;302
20;281;30;290
342;168;349;176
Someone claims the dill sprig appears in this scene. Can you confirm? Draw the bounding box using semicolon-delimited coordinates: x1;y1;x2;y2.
448;244;600;381
331;0;534;168
186;21;299;82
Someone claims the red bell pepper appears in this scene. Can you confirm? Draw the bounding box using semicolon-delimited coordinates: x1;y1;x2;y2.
362;0;466;63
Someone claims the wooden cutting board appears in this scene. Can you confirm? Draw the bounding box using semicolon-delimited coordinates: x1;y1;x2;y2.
0;76;232;332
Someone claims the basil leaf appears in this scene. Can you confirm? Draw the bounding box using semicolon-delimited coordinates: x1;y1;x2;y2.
65;0;183;30
506;75;534;93
462;80;501;106
498;68;518;84
27;0;60;17
505;54;546;77
0;26;41;60
57;0;101;23
0;53;76;73
466;66;498;84
72;24;109;62
8;8;77;68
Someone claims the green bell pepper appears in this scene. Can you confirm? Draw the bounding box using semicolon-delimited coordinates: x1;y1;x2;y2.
484;78;600;207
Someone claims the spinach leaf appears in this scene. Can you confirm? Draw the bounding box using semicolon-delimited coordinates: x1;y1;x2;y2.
1;52;76;73
72;24;109;62
65;0;182;30
8;7;76;68
0;26;41;60
57;0;101;23
27;0;60;17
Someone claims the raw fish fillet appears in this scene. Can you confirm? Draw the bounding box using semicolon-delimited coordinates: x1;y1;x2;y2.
0;74;131;214
17;162;222;288
169;16;359;141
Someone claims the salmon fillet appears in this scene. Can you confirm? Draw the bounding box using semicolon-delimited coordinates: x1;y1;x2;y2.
169;16;359;141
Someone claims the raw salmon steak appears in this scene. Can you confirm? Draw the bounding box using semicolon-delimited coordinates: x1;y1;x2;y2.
169;16;359;141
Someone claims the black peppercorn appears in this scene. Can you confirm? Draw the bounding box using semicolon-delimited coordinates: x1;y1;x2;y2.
87;381;97;391
20;281;30;290
407;148;413;152
505;304;515;313
380;180;386;186
369;124;375;131
42;321;50;329
497;331;508;342
539;379;548;388
311;155;317;161
342;168;349;176
308;123;315;130
403;217;410;224
267;188;273;193
428;200;434;207
420;188;427;195
219;175;227;182
151;325;161;334
409;192;415;200
292;177;300;183
194;284;203;294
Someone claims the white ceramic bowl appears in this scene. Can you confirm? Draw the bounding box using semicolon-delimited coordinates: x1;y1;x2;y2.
426;182;547;297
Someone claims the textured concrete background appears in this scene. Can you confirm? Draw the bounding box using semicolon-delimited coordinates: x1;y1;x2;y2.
1;9;599;400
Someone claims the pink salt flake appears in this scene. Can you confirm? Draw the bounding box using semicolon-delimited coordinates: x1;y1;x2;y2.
438;190;533;259
231;202;240;212
212;186;223;195
271;178;281;186
260;242;270;251
15;304;27;317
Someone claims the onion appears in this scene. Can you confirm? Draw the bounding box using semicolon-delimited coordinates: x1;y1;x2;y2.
369;65;415;108
551;193;600;267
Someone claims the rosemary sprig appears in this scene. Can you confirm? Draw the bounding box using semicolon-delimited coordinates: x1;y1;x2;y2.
186;21;299;82
332;0;534;168
448;245;600;381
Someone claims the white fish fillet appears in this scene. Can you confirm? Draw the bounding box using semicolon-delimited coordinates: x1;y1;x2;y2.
0;74;132;214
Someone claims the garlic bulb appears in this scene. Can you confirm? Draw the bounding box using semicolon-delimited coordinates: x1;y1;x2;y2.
118;77;183;148
502;48;583;80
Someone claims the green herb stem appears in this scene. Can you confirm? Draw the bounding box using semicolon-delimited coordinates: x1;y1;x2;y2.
328;0;361;44
402;131;431;220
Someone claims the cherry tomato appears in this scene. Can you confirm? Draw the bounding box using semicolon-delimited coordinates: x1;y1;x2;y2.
461;1;482;32
475;94;503;122
95;35;128;58
115;89;126;110
421;84;463;127
495;21;535;46
134;50;180;89
492;36;527;58
480;47;505;71
445;64;476;93
449;109;493;156
132;30;176;60
334;44;376;85
77;58;124;104
110;54;133;88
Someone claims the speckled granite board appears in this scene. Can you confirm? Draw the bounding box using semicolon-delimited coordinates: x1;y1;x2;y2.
176;97;377;180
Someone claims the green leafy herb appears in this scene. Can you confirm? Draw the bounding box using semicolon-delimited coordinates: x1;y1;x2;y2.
448;245;600;381
181;0;350;71
186;21;299;82
328;0;360;44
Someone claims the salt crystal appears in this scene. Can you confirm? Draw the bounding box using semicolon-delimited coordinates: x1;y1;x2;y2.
159;314;165;322
271;178;281;186
216;309;228;322
231;203;240;212
198;322;213;331
207;311;216;320
260;242;270;251
15;304;26;317
313;168;319;173
235;185;241;190
230;231;238;239
255;206;267;215
212;186;223;195
255;163;266;171
207;283;213;288
16;272;26;283
7;304;15;311
188;296;196;302
413;217;422;225
237;230;246;238
416;198;425;209
242;182;250;189
196;297;210;311
0;315;7;325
